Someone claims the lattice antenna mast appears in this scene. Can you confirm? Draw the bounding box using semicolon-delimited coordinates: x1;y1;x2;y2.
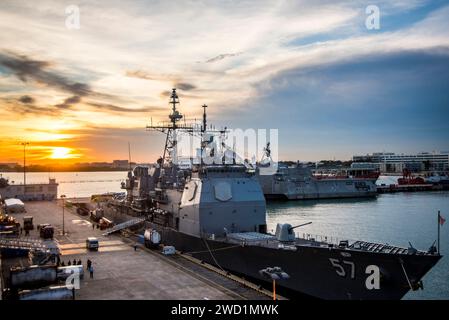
169;88;182;129
164;88;181;166
201;104;207;133
146;88;195;166
146;89;231;167
262;142;272;162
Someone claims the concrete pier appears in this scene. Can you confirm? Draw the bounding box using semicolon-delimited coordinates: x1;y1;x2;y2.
1;200;273;300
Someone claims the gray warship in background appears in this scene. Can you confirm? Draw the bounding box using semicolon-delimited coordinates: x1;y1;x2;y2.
119;89;441;300
256;144;379;200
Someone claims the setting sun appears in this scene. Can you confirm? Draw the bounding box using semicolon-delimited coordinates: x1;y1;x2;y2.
49;147;74;159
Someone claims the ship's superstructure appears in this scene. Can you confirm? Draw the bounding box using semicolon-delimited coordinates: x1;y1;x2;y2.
117;89;441;300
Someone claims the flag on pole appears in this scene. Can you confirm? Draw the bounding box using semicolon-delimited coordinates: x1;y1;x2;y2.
439;212;446;226
437;211;444;254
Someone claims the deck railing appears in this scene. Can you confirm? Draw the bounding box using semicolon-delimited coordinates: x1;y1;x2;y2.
294;232;359;247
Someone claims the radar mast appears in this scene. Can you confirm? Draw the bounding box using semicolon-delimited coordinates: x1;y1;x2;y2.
146;88;194;166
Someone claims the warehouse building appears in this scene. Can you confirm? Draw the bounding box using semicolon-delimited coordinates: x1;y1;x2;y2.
353;151;449;173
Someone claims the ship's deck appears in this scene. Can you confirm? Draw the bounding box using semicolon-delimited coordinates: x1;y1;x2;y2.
222;232;433;256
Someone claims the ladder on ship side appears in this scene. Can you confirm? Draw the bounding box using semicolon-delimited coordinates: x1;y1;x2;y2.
102;218;146;236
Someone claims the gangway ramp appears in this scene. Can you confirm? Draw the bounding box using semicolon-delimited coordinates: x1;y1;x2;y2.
102;218;146;236
0;236;59;254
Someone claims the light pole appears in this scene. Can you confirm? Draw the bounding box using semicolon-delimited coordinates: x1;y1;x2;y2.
21;142;29;196
61;194;66;235
259;266;289;300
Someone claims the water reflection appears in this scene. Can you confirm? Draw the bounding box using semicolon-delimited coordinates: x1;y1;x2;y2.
267;196;378;210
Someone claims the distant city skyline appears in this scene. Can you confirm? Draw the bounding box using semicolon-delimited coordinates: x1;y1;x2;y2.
2;150;448;167
1;1;448;164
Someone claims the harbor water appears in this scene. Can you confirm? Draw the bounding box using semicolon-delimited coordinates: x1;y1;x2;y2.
2;171;448;299
0;171;126;198
266;193;449;300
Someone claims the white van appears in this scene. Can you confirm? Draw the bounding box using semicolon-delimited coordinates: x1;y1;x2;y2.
86;237;99;251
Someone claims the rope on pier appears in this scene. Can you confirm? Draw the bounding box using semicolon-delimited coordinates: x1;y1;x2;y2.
202;238;227;273
399;258;414;290
184;243;241;255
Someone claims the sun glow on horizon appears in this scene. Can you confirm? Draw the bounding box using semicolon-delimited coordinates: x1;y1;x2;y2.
49;147;78;159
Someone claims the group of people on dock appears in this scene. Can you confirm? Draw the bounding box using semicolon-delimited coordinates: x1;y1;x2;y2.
57;256;95;278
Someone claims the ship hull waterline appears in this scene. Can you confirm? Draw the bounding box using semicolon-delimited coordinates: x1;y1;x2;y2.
264;191;377;201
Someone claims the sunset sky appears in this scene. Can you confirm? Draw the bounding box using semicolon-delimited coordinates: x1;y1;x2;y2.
1;0;448;164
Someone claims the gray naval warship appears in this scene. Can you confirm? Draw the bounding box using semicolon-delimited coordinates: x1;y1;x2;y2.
256;145;379;200
120;89;441;300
